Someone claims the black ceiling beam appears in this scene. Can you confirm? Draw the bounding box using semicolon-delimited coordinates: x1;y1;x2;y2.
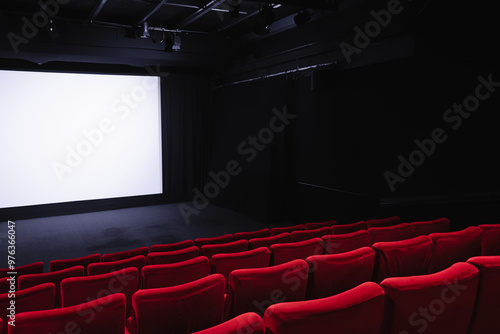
177;0;226;29
88;0;108;23
251;0;338;10
136;0;169;26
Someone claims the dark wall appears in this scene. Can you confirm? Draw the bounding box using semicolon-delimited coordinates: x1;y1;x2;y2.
209;0;500;223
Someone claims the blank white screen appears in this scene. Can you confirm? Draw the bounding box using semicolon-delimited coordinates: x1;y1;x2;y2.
0;70;163;209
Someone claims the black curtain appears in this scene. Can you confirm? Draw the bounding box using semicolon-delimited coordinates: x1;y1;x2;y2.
163;73;212;202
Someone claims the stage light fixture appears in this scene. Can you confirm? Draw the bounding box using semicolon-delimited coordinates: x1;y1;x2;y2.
294;9;311;26
164;33;181;52
140;22;150;38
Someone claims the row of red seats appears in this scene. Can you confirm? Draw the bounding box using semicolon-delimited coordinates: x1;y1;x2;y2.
1;217;499;333
4;255;500;334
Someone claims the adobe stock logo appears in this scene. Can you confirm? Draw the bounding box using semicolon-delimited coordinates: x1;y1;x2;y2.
384;73;499;192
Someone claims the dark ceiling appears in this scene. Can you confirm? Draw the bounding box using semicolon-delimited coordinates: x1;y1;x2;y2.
1;0;484;72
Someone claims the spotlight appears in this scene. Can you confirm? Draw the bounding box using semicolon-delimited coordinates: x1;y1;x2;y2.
172;34;181;51
164;33;181;52
140;22;150;39
294;10;311;26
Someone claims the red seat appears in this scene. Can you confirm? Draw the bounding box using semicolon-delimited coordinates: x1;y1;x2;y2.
61;267;138;317
18;265;84;308
304;220;336;230
150;239;194;252
372;236;433;283
428;226;482;273
380;262;479;334
226;259;309;319
305;247;375;300
211;248;271;291
477;224;500;255
368;223;413;244
270;224;305;236
234;229;271;240
0;278;10;294
49;253;101;273
192;312;264;334
365;216;401;228
248;233;292;250
88;255;146;276
194;234;235;248
102;246;149;262
201;240;248;260
0;283;55;334
147;246;201;265
0;262;44;279
411;217;450;236
141;256;209;289
126;274;225;334
466;256;500;334
291;227;331;242
11;294;126;334
330;221;367;235
270;238;323;265
322;230;372;254
264;282;385;334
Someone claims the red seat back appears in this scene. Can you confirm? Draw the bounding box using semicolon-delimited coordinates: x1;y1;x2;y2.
428;226;482;273
270;224;305;236
304;220;336;230
127;274;225;334
372;236;433;283
49;253;101;273
150;239;194;252
234;229;271;240
0;283;55;334
291;227;331;242
478;224;500;255
226;259;309;319
147;246;201;265
248;233;292;250
18;266;84;308
0;262;44;279
194;234;235;248
365;216;401;228
191;312;264;334
305;247;375;300
141;256;209;289
270;238;323;265
0;278;10;294
264;282;385;334
102;246;149;262
330;221;367;235
201;240;248;260
322;230;371;254
411;218;450;236
466;256;500;334
61;267;138;317
211;248;270;290
368;223;413;244
87;255;146;276
380;262;479;334
10;294;126;334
